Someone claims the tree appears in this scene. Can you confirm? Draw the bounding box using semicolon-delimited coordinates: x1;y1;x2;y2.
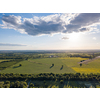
52;64;54;66
60;80;64;84
29;83;34;88
5;81;10;84
10;82;14;88
62;65;63;67
80;63;82;67
19;64;22;66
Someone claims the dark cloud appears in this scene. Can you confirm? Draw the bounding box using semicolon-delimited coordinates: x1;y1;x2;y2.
64;13;100;33
62;37;69;40
79;28;90;32
1;13;100;36
2;15;21;26
19;20;64;36
70;13;100;26
0;43;26;46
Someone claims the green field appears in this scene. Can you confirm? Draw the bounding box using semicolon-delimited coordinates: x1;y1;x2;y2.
0;57;89;74
0;59;11;62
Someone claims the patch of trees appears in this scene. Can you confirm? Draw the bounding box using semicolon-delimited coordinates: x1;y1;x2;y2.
0;73;100;82
0;80;27;88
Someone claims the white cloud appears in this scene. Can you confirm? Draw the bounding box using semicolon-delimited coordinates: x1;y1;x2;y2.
93;37;96;40
0;43;27;46
1;13;100;36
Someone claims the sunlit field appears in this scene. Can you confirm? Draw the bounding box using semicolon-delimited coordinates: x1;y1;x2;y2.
0;57;88;74
72;58;100;73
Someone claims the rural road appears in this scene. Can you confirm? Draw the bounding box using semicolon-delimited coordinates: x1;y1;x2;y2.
78;56;100;64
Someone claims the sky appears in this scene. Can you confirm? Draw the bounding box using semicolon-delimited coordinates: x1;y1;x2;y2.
0;13;100;50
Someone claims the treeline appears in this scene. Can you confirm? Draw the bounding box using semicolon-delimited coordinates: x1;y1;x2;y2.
0;59;23;70
67;54;93;58
0;80;27;88
0;52;95;60
0;73;100;81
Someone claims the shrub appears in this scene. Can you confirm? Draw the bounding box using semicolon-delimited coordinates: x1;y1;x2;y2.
5;81;10;84
19;64;22;66
60;80;64;84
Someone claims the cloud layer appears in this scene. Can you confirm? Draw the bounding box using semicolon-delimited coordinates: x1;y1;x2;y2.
0;43;26;46
1;13;100;36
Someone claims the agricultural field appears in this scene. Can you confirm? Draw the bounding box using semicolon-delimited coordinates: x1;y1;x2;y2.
0;57;88;74
72;58;100;73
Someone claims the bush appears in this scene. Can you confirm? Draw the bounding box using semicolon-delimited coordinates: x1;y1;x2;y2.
10;82;14;88
60;80;64;84
29;83;34;88
5;81;10;84
19;64;22;66
52;64;54;66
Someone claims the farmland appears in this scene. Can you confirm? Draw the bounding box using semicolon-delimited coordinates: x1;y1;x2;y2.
72;58;100;73
0;50;100;88
0;56;100;74
0;57;89;74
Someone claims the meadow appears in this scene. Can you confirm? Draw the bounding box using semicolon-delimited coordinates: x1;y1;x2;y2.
0;57;88;74
0;56;100;74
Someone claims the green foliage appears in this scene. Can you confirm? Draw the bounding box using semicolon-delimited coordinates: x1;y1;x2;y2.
52;64;54;66
29;83;34;88
19;64;22;66
80;63;82;66
5;81;10;84
0;73;100;88
60;80;64;84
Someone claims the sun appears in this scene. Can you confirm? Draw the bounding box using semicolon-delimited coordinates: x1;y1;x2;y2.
68;32;81;42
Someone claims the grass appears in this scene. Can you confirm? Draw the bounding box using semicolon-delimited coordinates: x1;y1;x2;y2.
0;57;100;74
0;57;86;74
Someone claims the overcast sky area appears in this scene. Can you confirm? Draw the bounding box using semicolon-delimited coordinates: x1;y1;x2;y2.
0;13;100;50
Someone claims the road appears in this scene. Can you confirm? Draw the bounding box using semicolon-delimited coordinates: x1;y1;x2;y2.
78;56;100;64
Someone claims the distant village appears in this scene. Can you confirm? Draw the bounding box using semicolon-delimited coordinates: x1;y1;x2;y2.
49;55;58;58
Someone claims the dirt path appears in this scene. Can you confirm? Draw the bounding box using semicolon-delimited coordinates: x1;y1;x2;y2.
78;56;100;64
27;80;31;88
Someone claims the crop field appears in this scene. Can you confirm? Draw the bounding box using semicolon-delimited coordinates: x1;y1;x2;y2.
0;57;89;74
72;58;100;73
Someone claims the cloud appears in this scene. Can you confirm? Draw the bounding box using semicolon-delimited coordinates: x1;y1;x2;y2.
93;37;96;40
64;13;100;33
62;37;69;40
0;43;27;46
1;13;100;36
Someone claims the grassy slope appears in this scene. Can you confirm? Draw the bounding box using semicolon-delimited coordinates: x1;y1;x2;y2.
0;57;88;74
